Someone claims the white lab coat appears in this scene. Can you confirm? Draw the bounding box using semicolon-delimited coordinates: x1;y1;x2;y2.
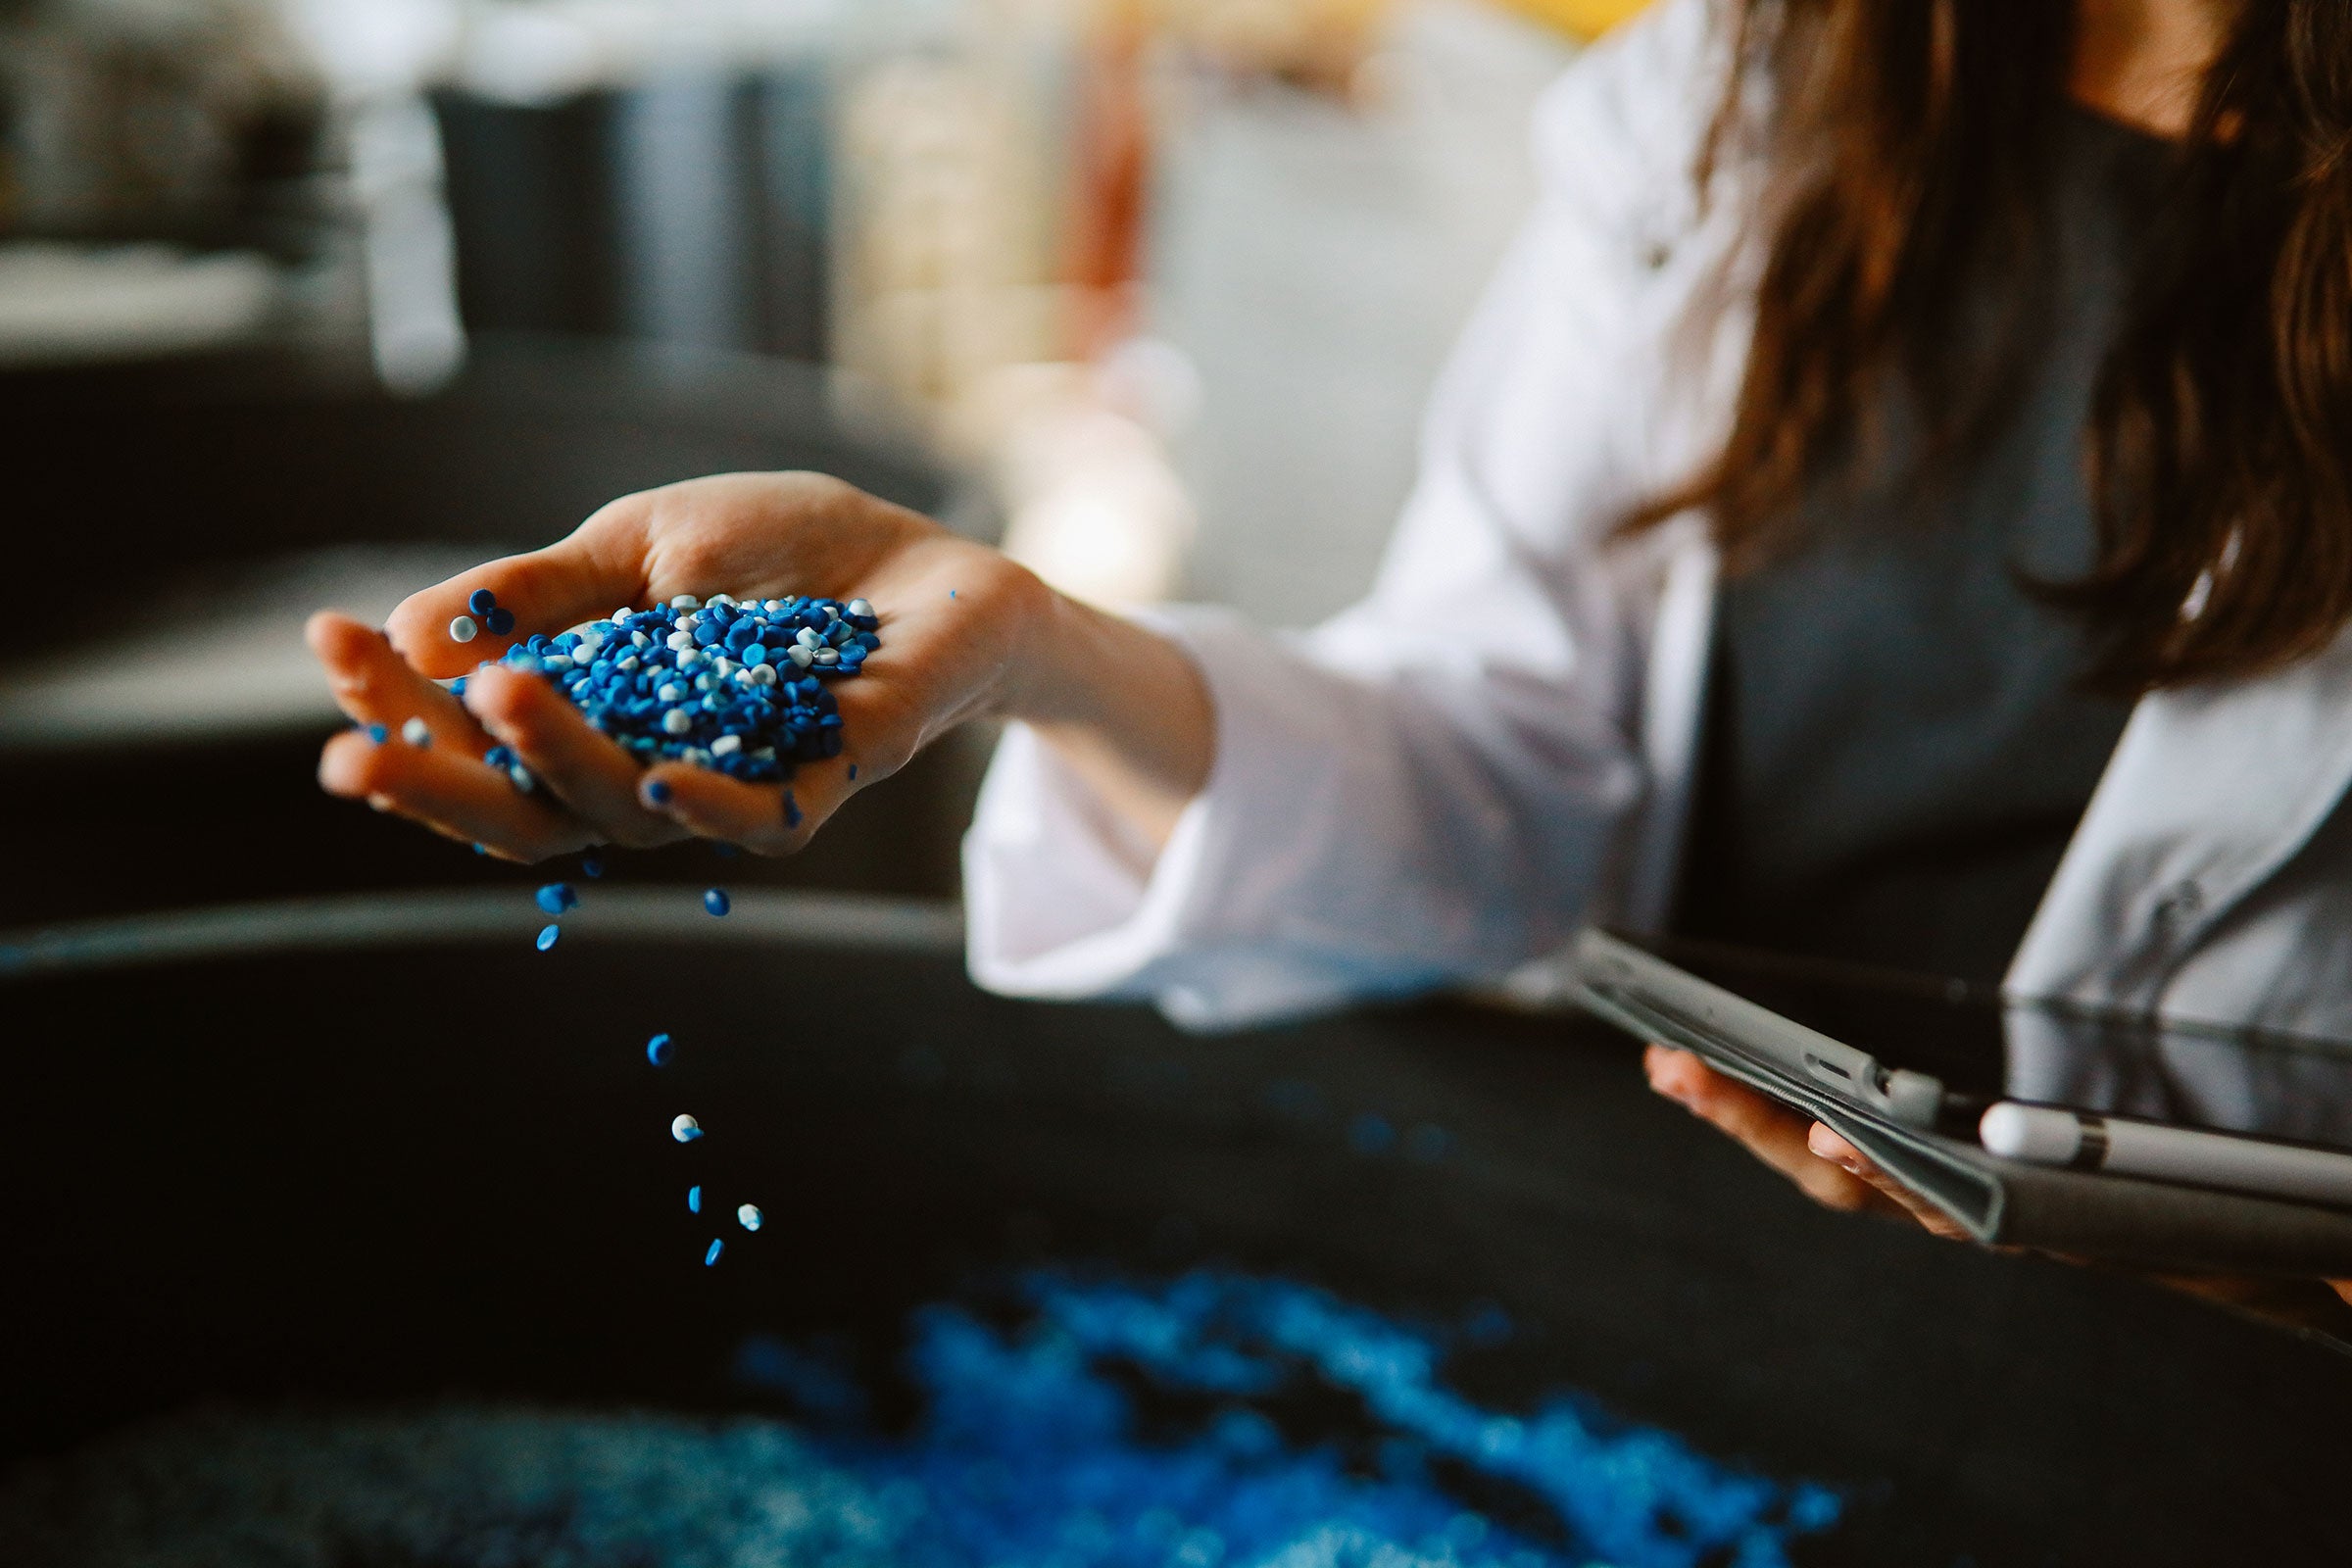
961;0;2352;1037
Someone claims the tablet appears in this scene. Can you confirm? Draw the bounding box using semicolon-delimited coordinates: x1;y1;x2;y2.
1575;928;2352;1205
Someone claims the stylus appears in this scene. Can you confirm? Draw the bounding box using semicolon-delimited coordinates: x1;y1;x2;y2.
1979;1102;2352;1206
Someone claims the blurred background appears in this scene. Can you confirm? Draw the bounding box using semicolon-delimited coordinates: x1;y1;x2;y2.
0;0;1636;924
18;14;2352;1562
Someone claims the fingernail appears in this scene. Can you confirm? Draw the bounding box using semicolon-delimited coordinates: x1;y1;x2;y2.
1808;1127;1859;1170
641;777;673;808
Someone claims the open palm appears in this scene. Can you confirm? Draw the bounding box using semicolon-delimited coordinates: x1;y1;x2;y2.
310;471;1043;860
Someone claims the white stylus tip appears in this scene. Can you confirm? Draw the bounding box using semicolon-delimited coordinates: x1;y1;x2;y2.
1980;1102;2082;1163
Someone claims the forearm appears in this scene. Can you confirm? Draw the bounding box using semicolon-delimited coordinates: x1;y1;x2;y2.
999;587;1215;856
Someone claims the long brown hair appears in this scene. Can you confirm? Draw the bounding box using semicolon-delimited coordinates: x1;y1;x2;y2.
1630;0;2352;693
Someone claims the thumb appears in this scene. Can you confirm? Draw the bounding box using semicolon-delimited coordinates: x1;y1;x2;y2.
386;501;653;677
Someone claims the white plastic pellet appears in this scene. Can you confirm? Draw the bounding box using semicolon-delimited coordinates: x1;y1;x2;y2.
666;632;693;651
750;665;777;686
848;598;874;617
709;593;736;607
669;594;701;610
796;627;824;650
671;1113;702;1142
814;649;840;665
662;709;692;735
787;646;813;668
711;735;742;756
737;1203;763;1232
448;614;479;643
400;716;430;746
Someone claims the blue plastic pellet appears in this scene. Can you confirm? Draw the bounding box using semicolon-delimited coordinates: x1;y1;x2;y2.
783;792;803;829
65;1270;1843;1563
468;588;497;616
688;1184;703;1214
644;778;673;807
646;1032;674;1066
535;923;561;952
581;853;604;878
705;1239;724;1266
485;606;516;636
847;764;858;781
470;590;879;792
535;883;576;915
366;723;388;744
704;889;731;917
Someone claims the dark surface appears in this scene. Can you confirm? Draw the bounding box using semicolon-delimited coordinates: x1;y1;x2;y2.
4;934;2350;1564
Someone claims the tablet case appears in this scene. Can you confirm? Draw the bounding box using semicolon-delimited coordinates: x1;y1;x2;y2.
1576;970;2352;1279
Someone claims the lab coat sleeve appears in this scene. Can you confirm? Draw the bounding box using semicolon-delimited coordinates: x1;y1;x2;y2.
962;0;1726;1029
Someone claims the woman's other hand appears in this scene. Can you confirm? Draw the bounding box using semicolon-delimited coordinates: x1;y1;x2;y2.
1642;1043;1970;1240
1646;1044;2352;1318
310;471;1181;862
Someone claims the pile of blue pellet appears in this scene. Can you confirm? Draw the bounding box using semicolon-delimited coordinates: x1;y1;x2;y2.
0;1269;1841;1568
455;590;880;784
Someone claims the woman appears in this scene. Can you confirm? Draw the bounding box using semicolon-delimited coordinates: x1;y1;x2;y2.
310;0;2351;1250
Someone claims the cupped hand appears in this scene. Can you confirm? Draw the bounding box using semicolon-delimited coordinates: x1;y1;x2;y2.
1642;1043;1971;1240
311;471;1049;861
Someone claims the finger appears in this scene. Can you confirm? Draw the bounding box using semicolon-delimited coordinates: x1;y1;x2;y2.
1807;1123;1971;1241
385;500;654;678
634;758;850;856
308;612;491;750
318;728;593;861
462;663;685;850
1644;1046;1903;1217
2334;1280;2352;1308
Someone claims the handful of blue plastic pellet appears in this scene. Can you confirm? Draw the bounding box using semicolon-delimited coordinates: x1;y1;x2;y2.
456;590;880;784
